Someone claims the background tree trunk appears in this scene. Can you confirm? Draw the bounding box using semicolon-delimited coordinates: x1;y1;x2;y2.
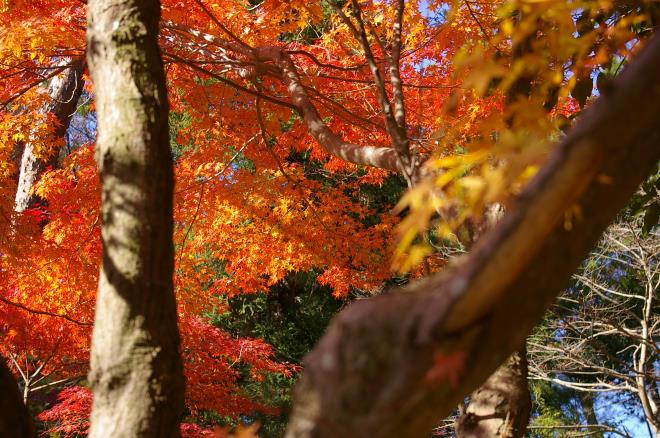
458;206;531;438
456;14;534;428
86;0;184;436
14;58;84;213
579;393;602;437
424;9;533;433
0;356;35;438
456;349;530;438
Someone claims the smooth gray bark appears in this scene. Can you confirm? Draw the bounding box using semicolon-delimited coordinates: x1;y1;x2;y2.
86;0;184;436
14;59;84;213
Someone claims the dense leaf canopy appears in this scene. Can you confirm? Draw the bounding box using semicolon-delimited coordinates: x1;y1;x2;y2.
0;0;657;435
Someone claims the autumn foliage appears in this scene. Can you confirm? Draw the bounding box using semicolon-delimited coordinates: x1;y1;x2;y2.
0;0;655;435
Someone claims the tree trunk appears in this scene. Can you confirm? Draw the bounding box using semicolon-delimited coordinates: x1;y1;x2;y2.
0;356;35;437
578;392;602;438
456;349;530;438
14;58;84;213
284;34;660;438
458;209;531;438
86;1;184;436
457;13;534;428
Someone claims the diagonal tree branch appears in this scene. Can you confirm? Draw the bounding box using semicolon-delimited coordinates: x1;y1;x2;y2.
164;22;403;171
329;1;411;173
284;34;660;438
0;296;92;326
254;46;400;171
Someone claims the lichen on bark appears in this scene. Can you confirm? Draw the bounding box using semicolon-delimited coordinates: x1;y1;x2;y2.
86;1;184;436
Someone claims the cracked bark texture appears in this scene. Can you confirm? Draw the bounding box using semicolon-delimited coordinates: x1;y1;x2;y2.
86;0;184;436
284;34;660;438
14;58;84;213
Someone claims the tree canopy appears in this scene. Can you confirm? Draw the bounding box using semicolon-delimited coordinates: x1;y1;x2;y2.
0;0;659;436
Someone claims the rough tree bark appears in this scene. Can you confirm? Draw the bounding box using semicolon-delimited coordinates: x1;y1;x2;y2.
284;34;660;438
579;393;602;438
14;58;84;213
86;0;184;436
455;16;534;433
458;210;531;438
0;356;35;438
456;349;531;437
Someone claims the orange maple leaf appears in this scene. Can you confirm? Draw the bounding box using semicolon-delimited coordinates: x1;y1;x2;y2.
424;350;466;388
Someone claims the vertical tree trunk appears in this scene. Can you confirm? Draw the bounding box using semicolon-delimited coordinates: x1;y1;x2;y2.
457;212;530;438
457;210;531;438
578;392;602;437
0;356;35;437
2;61;84;438
454;10;535;435
455;348;530;438
86;1;184;436
457;211;531;438
14;59;84;212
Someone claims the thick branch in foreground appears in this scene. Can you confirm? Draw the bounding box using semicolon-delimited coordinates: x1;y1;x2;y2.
285;35;660;438
87;0;184;436
455;12;536;434
0;356;35;437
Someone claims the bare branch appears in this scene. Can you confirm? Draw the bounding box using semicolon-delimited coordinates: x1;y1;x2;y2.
254;47;400;171
0;296;92;327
